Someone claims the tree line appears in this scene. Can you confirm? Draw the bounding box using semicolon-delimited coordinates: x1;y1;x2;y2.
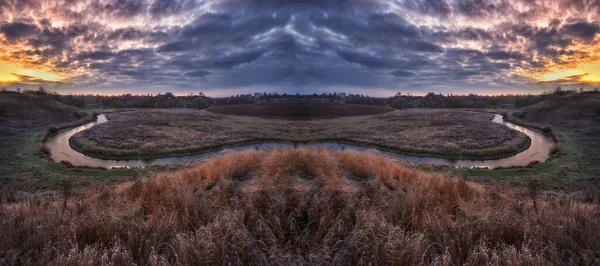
2;86;598;110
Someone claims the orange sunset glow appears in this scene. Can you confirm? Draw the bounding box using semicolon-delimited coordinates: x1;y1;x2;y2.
0;60;63;84
0;0;599;95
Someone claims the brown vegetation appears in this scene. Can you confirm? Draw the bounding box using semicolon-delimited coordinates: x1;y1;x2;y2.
207;101;393;118
71;109;529;159
1;148;599;265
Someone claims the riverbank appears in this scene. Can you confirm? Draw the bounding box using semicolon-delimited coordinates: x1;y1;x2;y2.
0;94;148;191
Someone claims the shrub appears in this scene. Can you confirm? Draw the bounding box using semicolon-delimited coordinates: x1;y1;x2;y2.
59;160;74;168
74;112;86;119
38;144;51;155
47;126;58;134
140;143;157;154
550;144;563;155
443;142;460;154
526;160;540;167
60;179;73;199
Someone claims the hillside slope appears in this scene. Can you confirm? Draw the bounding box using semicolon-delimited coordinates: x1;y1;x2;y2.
1;148;598;265
0;92;86;135
514;92;600;187
517;92;600;130
0;92;90;189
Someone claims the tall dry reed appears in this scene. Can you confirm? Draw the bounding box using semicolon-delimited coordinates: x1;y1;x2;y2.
1;148;599;265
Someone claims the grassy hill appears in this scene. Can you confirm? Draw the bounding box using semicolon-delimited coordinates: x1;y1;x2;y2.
0;92;87;135
516;92;600;130
0;92;88;190
510;92;600;188
1;148;598;265
0;92;144;191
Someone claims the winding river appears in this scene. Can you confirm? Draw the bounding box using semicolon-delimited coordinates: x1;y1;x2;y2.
46;114;554;169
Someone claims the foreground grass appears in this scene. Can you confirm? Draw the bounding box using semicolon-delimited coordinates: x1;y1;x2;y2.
1;148;598;265
71;108;529;160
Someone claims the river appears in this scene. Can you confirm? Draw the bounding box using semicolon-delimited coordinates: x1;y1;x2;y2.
46;114;553;169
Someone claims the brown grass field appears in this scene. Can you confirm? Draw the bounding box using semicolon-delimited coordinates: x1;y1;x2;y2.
207;101;393;118
1;148;598;265
71;108;529;159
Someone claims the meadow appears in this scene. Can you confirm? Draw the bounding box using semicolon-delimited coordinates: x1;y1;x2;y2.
207;101;393;118
70;107;529;160
1;148;598;265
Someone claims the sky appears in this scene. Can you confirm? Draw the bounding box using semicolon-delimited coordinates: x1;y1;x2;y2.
0;0;599;97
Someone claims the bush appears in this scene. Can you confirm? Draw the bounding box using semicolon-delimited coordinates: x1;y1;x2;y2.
38;144;51;155
550;144;563;155
59;160;74;168
140;143;157;154
74;112;86;119
542;126;553;134
443;142;460;154
47;126;58;134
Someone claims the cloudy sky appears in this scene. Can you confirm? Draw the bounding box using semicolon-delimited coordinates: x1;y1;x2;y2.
1;0;599;96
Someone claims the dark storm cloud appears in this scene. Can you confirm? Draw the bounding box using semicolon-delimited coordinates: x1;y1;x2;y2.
184;70;211;77
157;40;193;52
1;0;599;95
389;70;416;77
76;51;116;61
0;21;39;41
562;22;600;41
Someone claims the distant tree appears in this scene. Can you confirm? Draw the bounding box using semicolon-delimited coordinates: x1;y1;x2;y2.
555;86;562;94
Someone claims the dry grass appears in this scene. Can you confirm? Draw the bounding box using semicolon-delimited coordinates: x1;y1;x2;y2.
207;102;393;118
71;108;528;159
1;148;598;265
